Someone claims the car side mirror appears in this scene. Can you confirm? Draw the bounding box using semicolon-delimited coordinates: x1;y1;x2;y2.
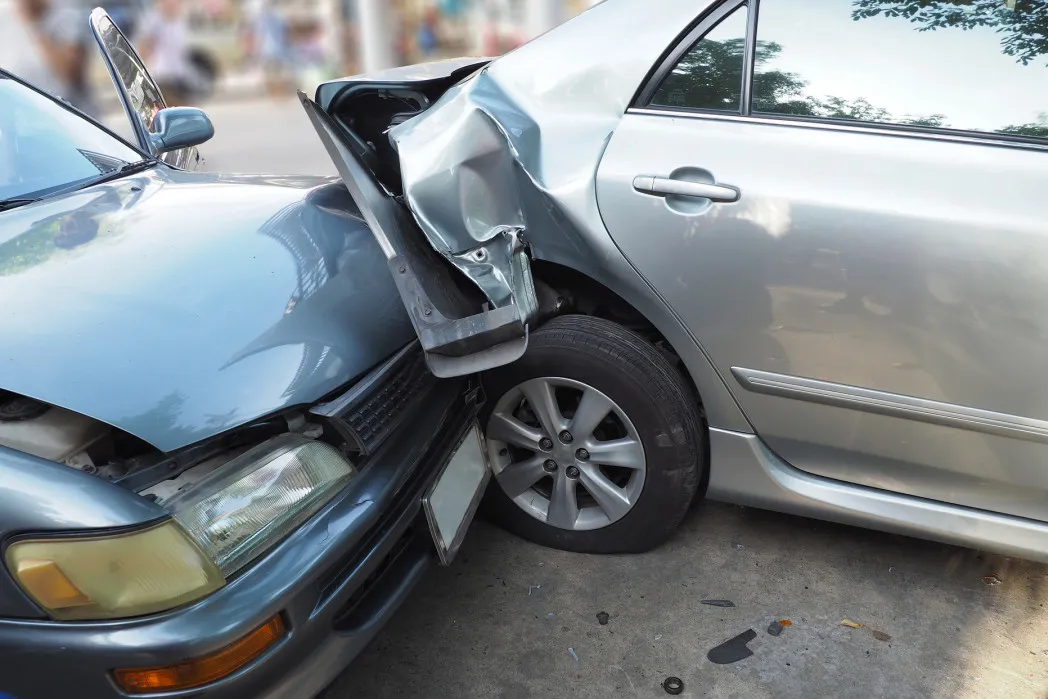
149;107;214;154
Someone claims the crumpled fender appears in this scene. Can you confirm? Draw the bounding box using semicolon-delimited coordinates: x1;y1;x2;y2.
388;0;709;306
387;0;753;432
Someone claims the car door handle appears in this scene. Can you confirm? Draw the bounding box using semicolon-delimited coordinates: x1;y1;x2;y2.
633;175;740;203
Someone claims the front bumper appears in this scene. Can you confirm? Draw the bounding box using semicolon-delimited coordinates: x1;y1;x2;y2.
0;375;476;699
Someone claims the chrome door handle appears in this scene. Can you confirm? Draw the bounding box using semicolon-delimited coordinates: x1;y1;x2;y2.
633;175;740;203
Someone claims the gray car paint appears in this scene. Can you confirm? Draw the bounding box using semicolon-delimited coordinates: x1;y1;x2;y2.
343;0;1047;558
597;90;1048;520
0;167;414;452
0;374;473;696
0;445;167;618
706;428;1048;563
354;0;751;433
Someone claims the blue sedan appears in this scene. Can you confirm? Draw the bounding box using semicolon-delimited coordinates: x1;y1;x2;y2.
0;11;489;699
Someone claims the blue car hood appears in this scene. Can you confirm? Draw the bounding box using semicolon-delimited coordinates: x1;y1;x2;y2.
0;167;413;452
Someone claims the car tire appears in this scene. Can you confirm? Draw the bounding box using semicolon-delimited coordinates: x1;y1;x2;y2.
480;315;705;553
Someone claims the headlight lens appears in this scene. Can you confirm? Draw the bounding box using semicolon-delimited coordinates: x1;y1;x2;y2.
166;435;356;576
5;521;224;621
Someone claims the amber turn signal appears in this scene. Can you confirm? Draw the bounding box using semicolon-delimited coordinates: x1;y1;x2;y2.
112;615;285;694
13;559;91;609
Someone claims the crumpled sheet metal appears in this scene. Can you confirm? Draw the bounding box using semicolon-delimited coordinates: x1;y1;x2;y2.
389;0;710;309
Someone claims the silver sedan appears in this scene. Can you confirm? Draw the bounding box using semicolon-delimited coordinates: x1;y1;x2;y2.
303;0;1048;560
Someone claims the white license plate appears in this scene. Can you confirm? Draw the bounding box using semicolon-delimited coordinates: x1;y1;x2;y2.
423;424;490;566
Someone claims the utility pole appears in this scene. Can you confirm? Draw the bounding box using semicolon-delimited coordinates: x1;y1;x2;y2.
525;0;561;39
320;0;343;75
356;0;396;72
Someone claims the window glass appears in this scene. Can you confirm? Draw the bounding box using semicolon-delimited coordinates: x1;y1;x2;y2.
650;5;749;112
0;77;142;203
95;15;166;144
753;0;1047;140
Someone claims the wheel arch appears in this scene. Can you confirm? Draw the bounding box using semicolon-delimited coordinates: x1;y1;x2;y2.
528;257;753;435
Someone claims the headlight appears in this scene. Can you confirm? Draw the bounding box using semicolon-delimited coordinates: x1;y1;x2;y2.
166;434;356;576
5;521;224;621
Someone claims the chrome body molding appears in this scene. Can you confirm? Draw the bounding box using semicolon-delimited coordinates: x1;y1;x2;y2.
732;368;1048;445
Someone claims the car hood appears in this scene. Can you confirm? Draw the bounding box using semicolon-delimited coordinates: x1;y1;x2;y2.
0;166;413;452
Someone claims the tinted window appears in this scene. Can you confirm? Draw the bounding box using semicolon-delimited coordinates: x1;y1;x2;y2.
753;0;1047;139
650;5;749;112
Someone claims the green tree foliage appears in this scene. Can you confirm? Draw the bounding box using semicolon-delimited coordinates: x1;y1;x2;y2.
654;6;1043;137
999;113;1048;138
655;39;816;112
656;37;946;126
852;0;1048;65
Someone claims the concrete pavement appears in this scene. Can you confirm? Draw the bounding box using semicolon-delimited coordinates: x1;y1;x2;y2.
199;97;338;177
197;99;1048;699
321;504;1047;699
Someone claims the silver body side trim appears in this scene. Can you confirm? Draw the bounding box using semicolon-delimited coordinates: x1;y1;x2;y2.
706;428;1048;563
732;367;1048;445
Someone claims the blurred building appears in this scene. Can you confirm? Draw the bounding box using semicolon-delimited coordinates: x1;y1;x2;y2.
86;0;597;104
352;0;598;72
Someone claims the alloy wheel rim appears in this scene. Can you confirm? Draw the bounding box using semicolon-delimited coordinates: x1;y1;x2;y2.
486;377;646;531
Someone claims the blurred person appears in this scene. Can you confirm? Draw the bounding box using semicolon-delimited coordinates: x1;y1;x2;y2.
415;6;440;59
136;0;194;105
292;21;330;88
247;0;291;97
0;0;97;115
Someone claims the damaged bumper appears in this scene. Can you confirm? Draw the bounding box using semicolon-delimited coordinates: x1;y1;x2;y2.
300;61;539;378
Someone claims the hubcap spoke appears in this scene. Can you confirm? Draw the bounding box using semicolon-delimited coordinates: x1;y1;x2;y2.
585;438;645;470
578;464;632;521
488;376;648;532
497;455;548;498
487;412;543;452
520;379;567;438
546;474;580;528
570;388;613;442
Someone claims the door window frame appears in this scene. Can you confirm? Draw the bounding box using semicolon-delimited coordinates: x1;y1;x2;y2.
633;0;749;111
631;0;1048;152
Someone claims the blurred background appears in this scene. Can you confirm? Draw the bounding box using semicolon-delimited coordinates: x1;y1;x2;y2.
3;0;601;109
1;0;601;172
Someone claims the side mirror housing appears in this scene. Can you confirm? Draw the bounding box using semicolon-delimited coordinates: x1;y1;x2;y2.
149;107;214;154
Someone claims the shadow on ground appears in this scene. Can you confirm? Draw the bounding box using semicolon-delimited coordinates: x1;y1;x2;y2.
321;502;1048;698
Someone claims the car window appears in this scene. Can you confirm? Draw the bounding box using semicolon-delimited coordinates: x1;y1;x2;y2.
649;5;749;112
93;14;167;149
0;77;143;203
752;0;1047;140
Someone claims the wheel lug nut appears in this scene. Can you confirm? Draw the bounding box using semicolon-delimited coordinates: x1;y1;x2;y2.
539;437;554;451
565;466;580;479
575;448;590;462
543;460;558;473
559;430;573;444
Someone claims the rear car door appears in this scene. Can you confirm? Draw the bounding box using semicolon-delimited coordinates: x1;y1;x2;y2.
596;0;1048;520
89;8;201;170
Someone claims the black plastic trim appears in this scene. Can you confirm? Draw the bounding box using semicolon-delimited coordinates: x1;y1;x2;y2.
632;0;747;109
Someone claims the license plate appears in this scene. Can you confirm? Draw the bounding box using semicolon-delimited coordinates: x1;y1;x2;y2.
423;424;490;566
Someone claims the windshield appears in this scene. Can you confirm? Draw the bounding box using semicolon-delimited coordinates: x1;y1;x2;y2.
0;75;144;203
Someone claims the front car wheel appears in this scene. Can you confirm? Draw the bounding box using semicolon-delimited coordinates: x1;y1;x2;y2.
481;315;706;553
